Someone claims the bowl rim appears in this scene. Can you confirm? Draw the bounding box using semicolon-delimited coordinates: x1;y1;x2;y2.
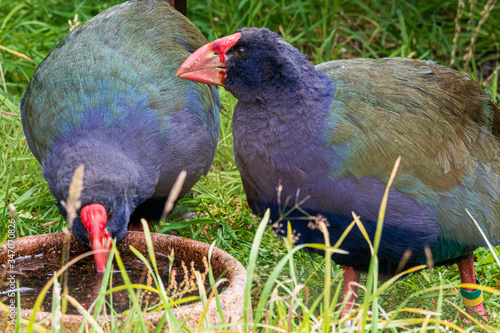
0;231;247;330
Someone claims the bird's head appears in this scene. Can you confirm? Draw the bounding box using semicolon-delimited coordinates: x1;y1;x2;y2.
177;28;309;102
71;196;132;272
43;142;151;273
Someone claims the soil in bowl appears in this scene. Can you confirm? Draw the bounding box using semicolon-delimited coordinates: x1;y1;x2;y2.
2;249;226;315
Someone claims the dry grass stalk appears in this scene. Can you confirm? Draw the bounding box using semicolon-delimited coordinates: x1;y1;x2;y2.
0;110;20;117
424;246;434;270
68;14;80;31
165;256;209;300
0;44;34;63
0;60;6;93
8;203;16;218
41;220;58;227
160;170;187;221
61;164;85;227
467;0;476;31
485;62;500;85
464;0;498;66
450;0;465;67
137;267;155;310
59;164;84;314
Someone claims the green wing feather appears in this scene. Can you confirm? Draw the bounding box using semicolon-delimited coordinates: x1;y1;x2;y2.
22;0;216;161
317;57;500;244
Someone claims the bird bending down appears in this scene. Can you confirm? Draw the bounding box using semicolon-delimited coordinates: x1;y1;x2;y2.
21;0;220;271
177;27;500;320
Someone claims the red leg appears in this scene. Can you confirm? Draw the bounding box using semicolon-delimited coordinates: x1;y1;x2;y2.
457;254;488;321
342;265;360;317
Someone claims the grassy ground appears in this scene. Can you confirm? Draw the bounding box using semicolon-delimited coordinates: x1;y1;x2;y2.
1;0;500;331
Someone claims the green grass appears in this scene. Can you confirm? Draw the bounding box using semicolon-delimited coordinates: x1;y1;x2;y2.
1;0;500;331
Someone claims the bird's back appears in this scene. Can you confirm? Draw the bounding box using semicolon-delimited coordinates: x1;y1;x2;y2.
235;57;500;274
314;57;500;266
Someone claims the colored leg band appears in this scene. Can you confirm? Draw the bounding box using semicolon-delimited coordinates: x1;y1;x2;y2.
460;278;483;307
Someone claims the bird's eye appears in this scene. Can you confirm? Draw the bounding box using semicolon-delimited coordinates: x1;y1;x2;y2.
214;50;219;55
236;48;245;56
108;211;114;220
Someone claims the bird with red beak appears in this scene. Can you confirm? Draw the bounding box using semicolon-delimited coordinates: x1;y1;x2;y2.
20;0;221;274
177;28;498;322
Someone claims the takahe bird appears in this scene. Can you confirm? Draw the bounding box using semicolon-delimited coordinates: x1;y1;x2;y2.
177;27;500;319
21;0;220;272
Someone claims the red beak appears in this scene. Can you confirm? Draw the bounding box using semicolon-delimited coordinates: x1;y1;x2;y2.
176;32;241;87
81;203;112;272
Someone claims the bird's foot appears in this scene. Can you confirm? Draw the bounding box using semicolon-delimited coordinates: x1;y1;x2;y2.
340;303;358;321
341;266;360;319
456;254;488;324
458;307;488;324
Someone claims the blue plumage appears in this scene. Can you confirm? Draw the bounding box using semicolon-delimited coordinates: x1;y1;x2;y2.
177;27;499;318
21;0;220;267
222;29;500;276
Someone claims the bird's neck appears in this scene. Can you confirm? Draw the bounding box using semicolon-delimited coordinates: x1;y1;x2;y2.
232;68;336;175
233;67;335;127
42;137;158;209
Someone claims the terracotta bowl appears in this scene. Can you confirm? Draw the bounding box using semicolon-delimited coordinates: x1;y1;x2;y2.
0;232;247;332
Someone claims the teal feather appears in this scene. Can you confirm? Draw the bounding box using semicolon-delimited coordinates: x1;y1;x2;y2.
21;0;221;246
